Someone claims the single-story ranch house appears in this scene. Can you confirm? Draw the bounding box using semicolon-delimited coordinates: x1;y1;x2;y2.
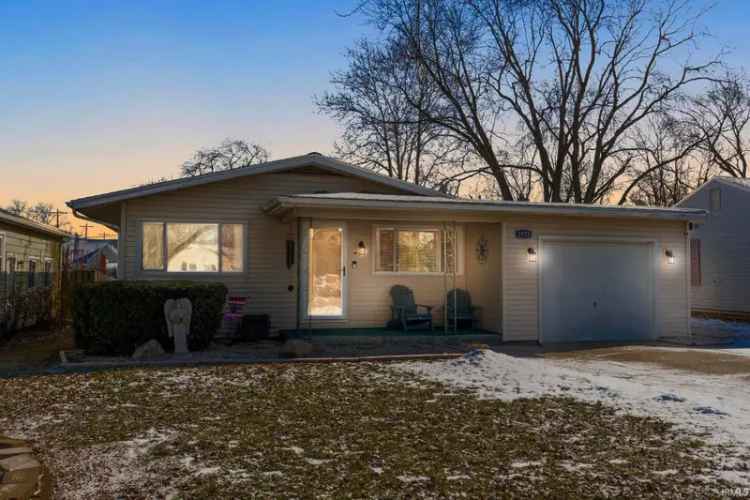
67;153;705;343
677;176;750;319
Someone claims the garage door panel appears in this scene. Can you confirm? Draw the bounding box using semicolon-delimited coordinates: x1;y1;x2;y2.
541;240;653;343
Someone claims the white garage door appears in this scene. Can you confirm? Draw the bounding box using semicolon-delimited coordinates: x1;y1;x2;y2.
540;240;654;343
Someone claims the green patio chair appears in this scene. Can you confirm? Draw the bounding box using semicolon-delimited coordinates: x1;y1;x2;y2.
446;288;481;330
390;285;433;332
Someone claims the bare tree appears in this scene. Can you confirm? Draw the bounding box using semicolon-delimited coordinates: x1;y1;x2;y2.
361;0;719;202
688;73;750;178
318;38;469;191
28;202;56;225
617;107;710;205
181;139;270;177
4;199;28;217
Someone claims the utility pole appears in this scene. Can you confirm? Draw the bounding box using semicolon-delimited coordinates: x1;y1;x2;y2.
101;232;108;240
80;224;93;239
50;209;68;228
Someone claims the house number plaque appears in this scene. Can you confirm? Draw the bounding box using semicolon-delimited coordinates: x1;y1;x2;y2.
515;229;533;239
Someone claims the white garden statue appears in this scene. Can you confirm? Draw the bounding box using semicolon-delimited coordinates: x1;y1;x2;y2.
164;298;192;355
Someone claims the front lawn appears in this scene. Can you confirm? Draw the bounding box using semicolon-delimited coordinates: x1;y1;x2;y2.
0;361;739;498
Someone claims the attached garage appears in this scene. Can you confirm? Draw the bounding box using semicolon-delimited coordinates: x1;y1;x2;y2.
502;213;701;345
539;239;654;343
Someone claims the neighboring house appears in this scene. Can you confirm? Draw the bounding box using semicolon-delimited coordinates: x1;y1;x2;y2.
677;176;750;319
0;208;67;294
67;153;705;344
65;237;118;275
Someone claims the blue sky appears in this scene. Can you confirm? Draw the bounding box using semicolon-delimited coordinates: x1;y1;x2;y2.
0;0;747;233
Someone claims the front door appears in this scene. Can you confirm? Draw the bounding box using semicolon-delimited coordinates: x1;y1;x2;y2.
308;224;346;318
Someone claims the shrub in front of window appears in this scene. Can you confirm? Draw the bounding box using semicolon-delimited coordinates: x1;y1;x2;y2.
72;281;228;356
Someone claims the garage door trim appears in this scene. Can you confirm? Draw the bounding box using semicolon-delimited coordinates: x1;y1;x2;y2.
537;235;658;344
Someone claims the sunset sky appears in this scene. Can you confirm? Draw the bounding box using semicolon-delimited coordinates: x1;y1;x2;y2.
1;0;748;237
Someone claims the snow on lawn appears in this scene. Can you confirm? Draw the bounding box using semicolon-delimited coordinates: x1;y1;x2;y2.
394;349;750;483
691;317;750;356
692;317;750;338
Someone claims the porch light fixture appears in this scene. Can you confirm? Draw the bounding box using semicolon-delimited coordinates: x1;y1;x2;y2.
527;247;537;263
665;249;675;265
356;240;368;257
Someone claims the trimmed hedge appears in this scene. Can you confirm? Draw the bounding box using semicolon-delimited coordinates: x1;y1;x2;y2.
73;281;228;356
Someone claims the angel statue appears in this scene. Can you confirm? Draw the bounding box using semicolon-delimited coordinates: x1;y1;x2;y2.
164;298;192;355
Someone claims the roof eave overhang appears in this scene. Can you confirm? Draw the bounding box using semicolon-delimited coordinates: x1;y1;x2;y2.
0;213;70;239
67;205;120;232
266;197;707;223
67;155;447;211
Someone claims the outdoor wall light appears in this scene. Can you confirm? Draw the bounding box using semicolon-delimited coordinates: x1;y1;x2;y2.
527;247;537;263
665;249;675;265
356;240;368;257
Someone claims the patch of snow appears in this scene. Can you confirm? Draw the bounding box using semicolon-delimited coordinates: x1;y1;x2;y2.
692;318;750;337
653;469;678;476
446;474;470;481
370;466;384;475
395;349;750;485
511;460;543;469
397;475;430;483
196;466;221;476
304;458;332;466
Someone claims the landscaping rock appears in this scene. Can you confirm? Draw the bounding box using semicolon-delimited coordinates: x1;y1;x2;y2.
279;340;313;358
0;454;41;484
132;340;166;360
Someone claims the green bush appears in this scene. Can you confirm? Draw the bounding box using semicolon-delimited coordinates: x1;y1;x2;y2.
73;281;228;356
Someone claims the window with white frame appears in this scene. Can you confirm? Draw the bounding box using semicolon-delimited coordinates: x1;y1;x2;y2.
375;226;463;274
142;222;244;273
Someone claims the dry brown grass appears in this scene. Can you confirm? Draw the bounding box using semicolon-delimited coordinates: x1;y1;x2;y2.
547;346;750;375
0;362;740;499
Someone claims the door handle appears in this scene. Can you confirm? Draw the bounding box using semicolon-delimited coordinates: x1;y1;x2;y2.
342;265;346;277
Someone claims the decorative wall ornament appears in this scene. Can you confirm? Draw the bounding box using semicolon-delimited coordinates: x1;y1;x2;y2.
475;235;489;264
164;298;192;354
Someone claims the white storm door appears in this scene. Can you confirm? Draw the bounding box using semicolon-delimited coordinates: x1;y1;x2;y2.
308;224;347;318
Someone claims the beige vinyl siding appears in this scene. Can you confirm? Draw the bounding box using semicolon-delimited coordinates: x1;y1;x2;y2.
502;216;689;341
124;171;406;331
679;180;750;314
464;223;502;332
0;221;61;273
0;221;62;302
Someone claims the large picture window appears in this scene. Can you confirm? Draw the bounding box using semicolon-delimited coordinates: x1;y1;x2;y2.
141;222;244;273
375;226;462;274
